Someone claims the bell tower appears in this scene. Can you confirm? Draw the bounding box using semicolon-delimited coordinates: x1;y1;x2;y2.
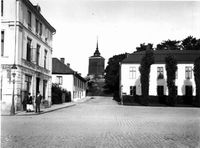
88;39;105;77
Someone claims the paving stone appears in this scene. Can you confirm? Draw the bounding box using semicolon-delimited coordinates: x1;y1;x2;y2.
1;96;200;148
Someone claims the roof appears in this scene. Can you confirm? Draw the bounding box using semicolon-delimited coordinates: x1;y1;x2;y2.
52;58;86;82
22;0;56;33
89;40;105;59
122;50;200;64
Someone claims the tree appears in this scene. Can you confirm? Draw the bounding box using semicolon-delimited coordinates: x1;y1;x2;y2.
104;53;128;101
139;49;154;105
156;40;181;50
181;36;200;51
165;55;177;106
136;43;153;52
194;57;200;106
51;83;71;104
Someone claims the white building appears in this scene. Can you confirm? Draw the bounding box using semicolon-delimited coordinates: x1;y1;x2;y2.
120;50;200;99
52;58;87;102
1;0;56;113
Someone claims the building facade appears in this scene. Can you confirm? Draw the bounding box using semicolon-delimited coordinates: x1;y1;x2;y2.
52;58;87;102
88;40;105;78
1;0;56;113
120;50;200;99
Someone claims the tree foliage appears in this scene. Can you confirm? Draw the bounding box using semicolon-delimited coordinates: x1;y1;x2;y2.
156;40;181;50
139;49;154;105
136;43;153;52
182;36;200;51
165;55;177;106
194;57;200;106
52;83;71;104
104;53;128;100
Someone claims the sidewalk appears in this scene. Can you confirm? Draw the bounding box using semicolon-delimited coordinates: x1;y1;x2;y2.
2;96;91;116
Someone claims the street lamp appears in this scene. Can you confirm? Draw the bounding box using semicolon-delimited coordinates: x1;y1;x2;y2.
10;64;17;115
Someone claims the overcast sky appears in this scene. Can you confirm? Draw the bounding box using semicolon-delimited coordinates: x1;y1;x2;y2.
31;0;200;76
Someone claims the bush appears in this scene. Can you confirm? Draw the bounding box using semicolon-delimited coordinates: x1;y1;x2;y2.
52;83;71;104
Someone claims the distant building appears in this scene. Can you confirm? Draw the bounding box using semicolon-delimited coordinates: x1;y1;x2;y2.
52;58;87;101
120;50;200;98
88;40;105;78
1;0;56;113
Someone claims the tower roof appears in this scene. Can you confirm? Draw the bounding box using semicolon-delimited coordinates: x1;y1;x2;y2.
93;39;101;57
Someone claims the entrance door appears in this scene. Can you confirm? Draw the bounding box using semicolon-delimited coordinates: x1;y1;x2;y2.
185;86;192;96
184;85;193;104
43;80;47;100
157;86;164;96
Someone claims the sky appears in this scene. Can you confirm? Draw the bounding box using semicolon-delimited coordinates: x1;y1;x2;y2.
31;0;200;77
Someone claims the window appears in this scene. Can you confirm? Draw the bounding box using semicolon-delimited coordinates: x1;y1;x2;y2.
1;30;4;56
45;27;48;42
129;67;136;79
157;67;164;79
39;22;42;36
26;38;32;61
185;66;192;79
1;0;3;16
36;19;39;34
25;75;32;93
36;44;40;65
44;49;47;69
56;76;63;85
28;11;32;28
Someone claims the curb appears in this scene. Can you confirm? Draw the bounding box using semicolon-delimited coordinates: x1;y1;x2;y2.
16;103;76;116
1;97;92;116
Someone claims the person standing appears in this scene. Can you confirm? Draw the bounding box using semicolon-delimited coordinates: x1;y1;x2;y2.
35;91;42;113
22;94;27;111
27;93;33;112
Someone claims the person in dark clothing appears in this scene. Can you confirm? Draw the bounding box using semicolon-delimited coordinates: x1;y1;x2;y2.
22;94;27;111
35;91;42;113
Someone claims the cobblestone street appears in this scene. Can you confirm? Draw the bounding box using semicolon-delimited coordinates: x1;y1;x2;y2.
1;96;200;148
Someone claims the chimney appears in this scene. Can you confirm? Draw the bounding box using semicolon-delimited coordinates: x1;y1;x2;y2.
67;63;70;67
34;4;41;13
60;58;65;64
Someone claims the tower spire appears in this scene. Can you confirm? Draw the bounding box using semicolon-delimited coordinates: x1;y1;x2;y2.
96;36;98;50
94;37;100;56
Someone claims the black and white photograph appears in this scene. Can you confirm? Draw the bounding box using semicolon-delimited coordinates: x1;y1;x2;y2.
1;0;200;147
